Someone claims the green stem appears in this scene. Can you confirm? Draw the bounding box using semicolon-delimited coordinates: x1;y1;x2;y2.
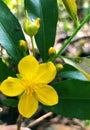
30;36;35;56
50;13;90;62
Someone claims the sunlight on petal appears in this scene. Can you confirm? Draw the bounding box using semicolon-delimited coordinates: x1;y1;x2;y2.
18;55;39;80
34;62;56;84
0;77;25;96
35;84;58;106
18;92;38;118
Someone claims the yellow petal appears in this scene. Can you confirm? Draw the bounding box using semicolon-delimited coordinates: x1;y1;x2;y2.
0;77;25;96
18;55;39;80
18;92;38;118
35;84;58;106
34;62;56;84
35;18;40;28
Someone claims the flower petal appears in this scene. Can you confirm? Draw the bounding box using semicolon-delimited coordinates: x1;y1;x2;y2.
35;84;58;106
35;62;56;84
18;55;39;80
18;92;38;118
0;77;25;96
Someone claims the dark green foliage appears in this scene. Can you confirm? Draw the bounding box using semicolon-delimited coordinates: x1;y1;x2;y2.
25;0;58;61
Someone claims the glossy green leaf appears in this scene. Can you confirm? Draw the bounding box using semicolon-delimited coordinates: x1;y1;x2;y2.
43;79;90;119
62;57;90;81
0;58;15;82
59;71;87;81
0;1;26;64
57;64;87;81
24;0;58;61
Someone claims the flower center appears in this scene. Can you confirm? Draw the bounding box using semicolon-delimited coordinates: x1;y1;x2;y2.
21;79;36;95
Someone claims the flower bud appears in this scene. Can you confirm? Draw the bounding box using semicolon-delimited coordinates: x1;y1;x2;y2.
19;40;27;52
48;47;56;56
24;16;40;37
56;64;64;73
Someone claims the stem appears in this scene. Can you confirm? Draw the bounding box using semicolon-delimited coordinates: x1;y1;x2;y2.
50;13;90;62
27;112;53;128
30;36;35;56
17;114;23;130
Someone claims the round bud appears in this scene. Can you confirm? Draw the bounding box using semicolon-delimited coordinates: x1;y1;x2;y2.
19;40;27;52
56;64;64;73
48;47;56;56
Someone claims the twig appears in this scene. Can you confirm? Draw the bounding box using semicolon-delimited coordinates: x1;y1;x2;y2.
27;112;53;128
17;114;23;130
58;36;90;44
71;36;90;44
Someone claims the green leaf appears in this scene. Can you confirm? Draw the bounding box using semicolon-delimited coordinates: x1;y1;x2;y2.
62;0;79;26
0;1;26;64
24;0;58;61
43;79;90;119
0;58;15;82
57;64;87;81
2;98;18;107
62;57;90;81
59;71;87;81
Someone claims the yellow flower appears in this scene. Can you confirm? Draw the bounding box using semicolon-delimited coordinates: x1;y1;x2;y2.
0;55;58;118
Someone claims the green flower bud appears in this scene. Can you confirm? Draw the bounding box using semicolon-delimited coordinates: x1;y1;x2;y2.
24;16;40;37
56;64;64;73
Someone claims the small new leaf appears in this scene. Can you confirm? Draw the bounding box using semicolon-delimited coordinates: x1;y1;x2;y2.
62;0;79;26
